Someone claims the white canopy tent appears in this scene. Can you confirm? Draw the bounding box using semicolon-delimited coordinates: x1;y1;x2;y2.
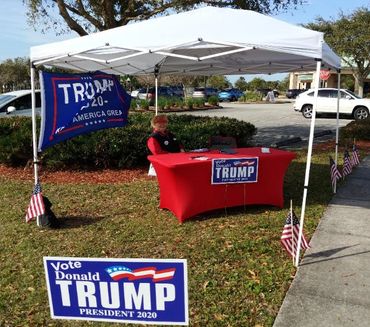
30;6;341;265
31;7;340;75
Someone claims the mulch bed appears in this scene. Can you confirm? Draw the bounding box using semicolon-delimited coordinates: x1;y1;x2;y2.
313;139;370;152
1;140;370;185
0;166;150;184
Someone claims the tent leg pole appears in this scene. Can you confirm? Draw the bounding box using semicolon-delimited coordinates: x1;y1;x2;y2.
295;60;322;267
155;76;158;115
31;66;39;184
30;65;40;226
154;65;159;116
334;70;341;193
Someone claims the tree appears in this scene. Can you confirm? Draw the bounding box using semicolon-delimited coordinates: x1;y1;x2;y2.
305;7;370;96
207;75;230;89
234;77;248;91
246;77;268;91
266;80;279;90
23;0;303;36
0;58;30;92
278;75;289;92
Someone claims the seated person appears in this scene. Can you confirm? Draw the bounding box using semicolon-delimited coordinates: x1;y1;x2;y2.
147;114;184;155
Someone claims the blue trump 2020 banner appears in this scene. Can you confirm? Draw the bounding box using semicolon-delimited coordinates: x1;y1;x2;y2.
211;157;259;184
38;71;130;151
43;257;188;325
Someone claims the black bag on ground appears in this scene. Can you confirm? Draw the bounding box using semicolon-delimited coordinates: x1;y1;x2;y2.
38;196;60;228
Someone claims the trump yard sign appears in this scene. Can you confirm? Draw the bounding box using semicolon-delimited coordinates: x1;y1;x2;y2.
211;157;259;184
44;257;188;325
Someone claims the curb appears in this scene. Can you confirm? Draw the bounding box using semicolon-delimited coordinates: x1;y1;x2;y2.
314;130;332;138
272;137;302;148
272;130;333;148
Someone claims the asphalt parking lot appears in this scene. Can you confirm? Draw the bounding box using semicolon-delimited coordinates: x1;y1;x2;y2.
183;101;352;148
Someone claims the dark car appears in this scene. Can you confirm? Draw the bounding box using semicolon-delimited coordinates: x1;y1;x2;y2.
218;88;244;102
286;89;306;99
170;85;185;98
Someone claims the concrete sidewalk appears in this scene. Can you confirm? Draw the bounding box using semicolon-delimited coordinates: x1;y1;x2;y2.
274;155;370;327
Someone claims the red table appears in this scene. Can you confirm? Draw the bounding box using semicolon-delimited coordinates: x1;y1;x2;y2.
148;147;296;223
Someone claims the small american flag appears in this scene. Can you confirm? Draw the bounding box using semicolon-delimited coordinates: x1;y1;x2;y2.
25;183;45;223
342;150;352;178
330;157;342;191
351;144;360;166
281;211;310;258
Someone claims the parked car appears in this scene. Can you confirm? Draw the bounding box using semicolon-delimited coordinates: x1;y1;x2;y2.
218;88;244;101
0;90;41;117
286;88;306;99
170;85;185;98
293;88;370;120
192;87;218;99
137;86;174;105
130;89;140;98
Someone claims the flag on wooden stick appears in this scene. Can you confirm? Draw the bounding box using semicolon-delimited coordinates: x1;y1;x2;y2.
351;144;360;166
330;157;342;191
281;210;310;258
342;150;352;178
25;182;45;223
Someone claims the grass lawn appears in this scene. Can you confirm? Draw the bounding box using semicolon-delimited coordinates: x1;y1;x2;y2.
0;147;356;326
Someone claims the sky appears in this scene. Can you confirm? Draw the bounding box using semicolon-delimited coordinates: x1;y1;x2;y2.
0;0;368;83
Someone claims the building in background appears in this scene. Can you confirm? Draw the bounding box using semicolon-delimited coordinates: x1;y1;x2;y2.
289;62;370;96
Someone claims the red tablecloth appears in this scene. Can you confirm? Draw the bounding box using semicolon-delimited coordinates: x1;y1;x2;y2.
148;147;296;223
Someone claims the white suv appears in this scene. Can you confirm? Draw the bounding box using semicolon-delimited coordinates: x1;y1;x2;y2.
293;88;370;120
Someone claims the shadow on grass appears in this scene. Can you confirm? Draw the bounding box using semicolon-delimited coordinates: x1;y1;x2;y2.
190;205;280;223
57;215;106;229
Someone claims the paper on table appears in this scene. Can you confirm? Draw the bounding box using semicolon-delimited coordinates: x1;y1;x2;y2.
190;156;210;160
261;147;270;153
190;148;209;153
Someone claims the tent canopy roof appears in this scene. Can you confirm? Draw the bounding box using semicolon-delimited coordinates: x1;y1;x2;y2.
30;6;341;76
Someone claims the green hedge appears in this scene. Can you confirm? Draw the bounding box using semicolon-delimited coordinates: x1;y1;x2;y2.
0;113;256;169
0;117;33;166
239;91;263;102
340;119;370;143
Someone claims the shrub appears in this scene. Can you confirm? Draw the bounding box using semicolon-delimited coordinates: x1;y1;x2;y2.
169;114;256;150
139;99;150;110
208;95;219;106
130;98;138;110
164;97;175;109
173;97;184;108
340;119;370;142
240;91;263;102
0;117;33;166
157;97;167;110
0;113;256;169
186;98;194;109
193;98;205;107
